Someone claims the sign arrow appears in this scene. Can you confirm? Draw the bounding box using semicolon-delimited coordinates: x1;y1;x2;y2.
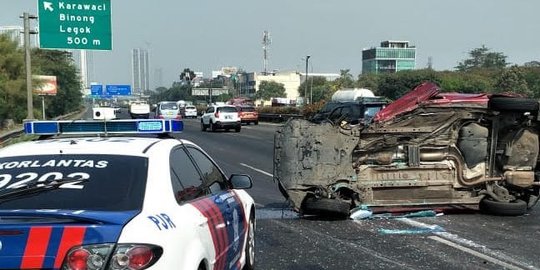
43;1;54;11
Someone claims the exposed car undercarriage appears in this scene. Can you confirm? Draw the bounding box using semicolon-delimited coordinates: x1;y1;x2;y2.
274;82;540;218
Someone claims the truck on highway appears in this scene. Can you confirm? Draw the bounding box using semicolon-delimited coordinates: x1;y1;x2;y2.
129;101;151;119
310;88;387;125
92;107;116;120
274;82;540;218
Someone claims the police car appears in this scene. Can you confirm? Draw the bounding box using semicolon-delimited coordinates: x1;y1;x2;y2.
0;119;255;270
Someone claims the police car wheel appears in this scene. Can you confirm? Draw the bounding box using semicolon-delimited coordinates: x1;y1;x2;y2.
243;217;255;270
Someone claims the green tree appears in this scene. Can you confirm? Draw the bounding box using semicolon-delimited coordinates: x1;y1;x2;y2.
298;76;328;102
438;71;495;93
179;68;196;84
494;65;531;96
0;34;28;122
255;81;286;101
456;45;507;71
32;49;82;118
521;66;540;98
524;61;540;68
356;73;380;93
377;69;441;100
332;69;355;89
153;82;191;102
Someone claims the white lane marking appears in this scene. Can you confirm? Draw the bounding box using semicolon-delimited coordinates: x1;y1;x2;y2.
398;218;536;270
273;219;416;269
428;236;524;270
240;163;273;178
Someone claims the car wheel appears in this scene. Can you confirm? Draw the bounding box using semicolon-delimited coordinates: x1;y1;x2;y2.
210;122;217;132
479;198;527;216
301;197;351;219
254;121;258;125
235;126;241;132
488;97;539;112
200;121;207;131
243;215;255;270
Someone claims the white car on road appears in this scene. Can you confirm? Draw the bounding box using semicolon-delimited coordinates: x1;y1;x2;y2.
184;105;198;118
129;101;151;119
201;105;241;132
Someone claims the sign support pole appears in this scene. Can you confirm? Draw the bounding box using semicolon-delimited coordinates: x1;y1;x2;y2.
41;95;46;120
21;12;37;120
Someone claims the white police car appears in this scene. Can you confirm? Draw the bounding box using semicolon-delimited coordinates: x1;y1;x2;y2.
0;119;255;270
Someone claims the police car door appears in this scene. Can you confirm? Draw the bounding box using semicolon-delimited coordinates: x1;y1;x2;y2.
186;146;247;269
169;147;225;267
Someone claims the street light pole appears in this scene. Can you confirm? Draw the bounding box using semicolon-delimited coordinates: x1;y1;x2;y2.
304;55;310;105
21;12;38;120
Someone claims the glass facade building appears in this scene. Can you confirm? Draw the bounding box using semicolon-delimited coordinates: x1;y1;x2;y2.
362;41;416;74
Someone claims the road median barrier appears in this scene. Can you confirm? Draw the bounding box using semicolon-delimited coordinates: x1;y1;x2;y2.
258;113;303;123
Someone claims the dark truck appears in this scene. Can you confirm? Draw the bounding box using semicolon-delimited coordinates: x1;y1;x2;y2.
310;88;387;126
274;82;540;218
310;97;387;125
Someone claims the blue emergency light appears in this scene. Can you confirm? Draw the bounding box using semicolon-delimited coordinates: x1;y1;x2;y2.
24;119;183;135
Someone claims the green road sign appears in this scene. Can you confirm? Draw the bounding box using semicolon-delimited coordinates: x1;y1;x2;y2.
38;0;112;50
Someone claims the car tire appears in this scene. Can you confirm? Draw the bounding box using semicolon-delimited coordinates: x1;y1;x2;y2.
210;122;217;132
254;121;259;125
301;197;351;219
243;214;255;270
488;97;539;112
235;126;241;132
479;198;527;216
200;121;207;132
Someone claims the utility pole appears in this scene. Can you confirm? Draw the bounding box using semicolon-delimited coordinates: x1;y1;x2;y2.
262;31;271;75
21;12;38;120
304;55;310;105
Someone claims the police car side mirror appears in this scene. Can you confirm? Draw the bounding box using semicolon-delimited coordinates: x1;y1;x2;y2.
230;174;253;189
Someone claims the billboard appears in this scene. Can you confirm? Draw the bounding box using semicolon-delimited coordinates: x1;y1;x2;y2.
33;75;58;96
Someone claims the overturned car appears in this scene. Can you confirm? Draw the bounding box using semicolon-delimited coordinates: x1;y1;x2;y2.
274;82;540;218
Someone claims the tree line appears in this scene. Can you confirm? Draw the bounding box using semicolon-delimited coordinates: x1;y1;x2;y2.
0;34;82;124
298;45;540;105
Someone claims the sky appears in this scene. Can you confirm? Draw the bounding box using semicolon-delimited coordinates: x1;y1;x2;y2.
2;0;540;89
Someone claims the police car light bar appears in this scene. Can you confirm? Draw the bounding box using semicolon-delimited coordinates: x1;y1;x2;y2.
24;119;183;135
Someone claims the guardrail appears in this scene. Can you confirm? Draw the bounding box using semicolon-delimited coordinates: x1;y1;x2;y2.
0;107;87;146
258;113;304;123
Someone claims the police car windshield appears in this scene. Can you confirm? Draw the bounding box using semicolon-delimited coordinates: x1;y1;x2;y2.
0;154;147;211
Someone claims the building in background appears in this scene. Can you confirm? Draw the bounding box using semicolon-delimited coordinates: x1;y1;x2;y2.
362;40;416;74
212;67;238;79
254;71;302;106
75;50;94;96
131;48;150;94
